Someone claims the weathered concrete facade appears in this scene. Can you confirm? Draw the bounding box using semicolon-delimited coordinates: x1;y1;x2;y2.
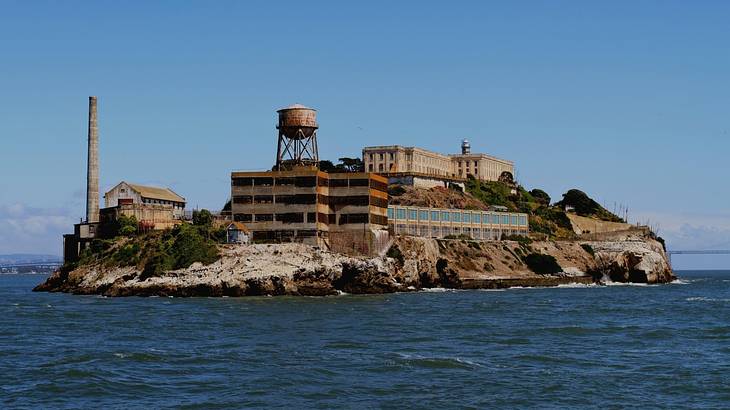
230;167;389;255
362;142;514;183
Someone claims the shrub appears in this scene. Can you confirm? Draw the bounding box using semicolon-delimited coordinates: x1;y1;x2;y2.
192;209;213;227
502;234;532;245
524;253;562;275
119;225;137;237
443;234;472;240
530;189;551;205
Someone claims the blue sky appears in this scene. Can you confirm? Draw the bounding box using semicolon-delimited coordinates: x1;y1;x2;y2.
1;1;729;269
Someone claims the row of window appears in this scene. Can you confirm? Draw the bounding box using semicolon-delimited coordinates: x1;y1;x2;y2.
391;223;528;239
233;176;386;191
387;207;528;226
233;212;387;226
233;194;387;208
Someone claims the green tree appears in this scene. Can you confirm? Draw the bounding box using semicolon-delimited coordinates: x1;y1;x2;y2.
337;157;364;172
530;189;551;205
192;209;213;227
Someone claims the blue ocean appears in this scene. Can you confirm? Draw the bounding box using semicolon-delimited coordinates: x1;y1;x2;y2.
2;271;729;409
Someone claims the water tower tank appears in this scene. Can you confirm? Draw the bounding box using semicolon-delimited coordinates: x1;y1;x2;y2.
275;103;320;170
277;104;318;139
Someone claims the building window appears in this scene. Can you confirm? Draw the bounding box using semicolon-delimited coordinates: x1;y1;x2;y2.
502;215;509;225
441;211;450;222
389;153;394;160
396;209;406;220
452;212;461;223
463;213;470;223
474;214;481;224
491;214;499;224
519;216;527;226
369;154;374;161
368;164;374;172
378;164;384;172
379;153;384;160
419;210;428;220
387;208;394;219
431;211;439;221
511;215;519;226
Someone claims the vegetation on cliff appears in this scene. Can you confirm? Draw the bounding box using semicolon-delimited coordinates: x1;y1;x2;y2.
556;189;624;223
68;209;223;276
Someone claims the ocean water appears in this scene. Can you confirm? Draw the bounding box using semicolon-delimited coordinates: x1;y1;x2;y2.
2;271;729;409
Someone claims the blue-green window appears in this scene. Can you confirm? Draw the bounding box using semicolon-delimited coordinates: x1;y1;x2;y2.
441;211;450;222
474;214;481;224
491;214;499;224
511;216;518;225
519;216;527;226
419;210;429;220
452;212;461;223
397;209;406;220
431;211;440;221
463;213;471;223
502;215;509;224
387;208;394;219
409;210;418;220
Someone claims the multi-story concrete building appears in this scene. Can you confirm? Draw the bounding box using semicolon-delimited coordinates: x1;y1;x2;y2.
362;140;514;187
388;205;529;239
230;167;389;255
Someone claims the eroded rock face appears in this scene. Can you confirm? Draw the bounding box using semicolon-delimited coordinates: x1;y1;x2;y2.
589;237;675;284
35;235;675;297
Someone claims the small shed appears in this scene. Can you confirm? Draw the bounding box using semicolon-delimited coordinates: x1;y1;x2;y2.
226;222;250;244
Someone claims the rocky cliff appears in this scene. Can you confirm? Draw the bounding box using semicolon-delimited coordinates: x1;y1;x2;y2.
35;233;674;297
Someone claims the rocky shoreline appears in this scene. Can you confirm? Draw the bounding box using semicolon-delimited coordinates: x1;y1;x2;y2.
35;234;674;297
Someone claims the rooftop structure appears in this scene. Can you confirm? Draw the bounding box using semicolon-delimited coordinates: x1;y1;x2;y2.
362;141;515;185
276;104;319;170
231;105;390;255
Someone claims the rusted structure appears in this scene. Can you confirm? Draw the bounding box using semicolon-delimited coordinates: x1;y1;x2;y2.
234;104;389;254
230;169;389;255
276;104;319;170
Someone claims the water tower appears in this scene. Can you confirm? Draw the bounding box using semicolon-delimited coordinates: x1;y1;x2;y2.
276;104;319;170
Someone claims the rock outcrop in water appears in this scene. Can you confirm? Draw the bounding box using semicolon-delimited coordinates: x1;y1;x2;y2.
35;232;674;297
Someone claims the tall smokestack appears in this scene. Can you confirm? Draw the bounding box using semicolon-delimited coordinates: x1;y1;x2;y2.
86;96;99;223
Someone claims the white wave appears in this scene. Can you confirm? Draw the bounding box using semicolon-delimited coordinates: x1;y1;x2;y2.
335;290;349;296
670;279;691;285
686;297;730;302
556;283;600;288
114;353;128;358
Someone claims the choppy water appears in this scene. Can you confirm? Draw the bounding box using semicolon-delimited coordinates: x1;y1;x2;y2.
2;271;729;409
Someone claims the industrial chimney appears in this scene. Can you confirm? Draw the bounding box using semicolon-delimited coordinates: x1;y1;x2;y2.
86;96;100;223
